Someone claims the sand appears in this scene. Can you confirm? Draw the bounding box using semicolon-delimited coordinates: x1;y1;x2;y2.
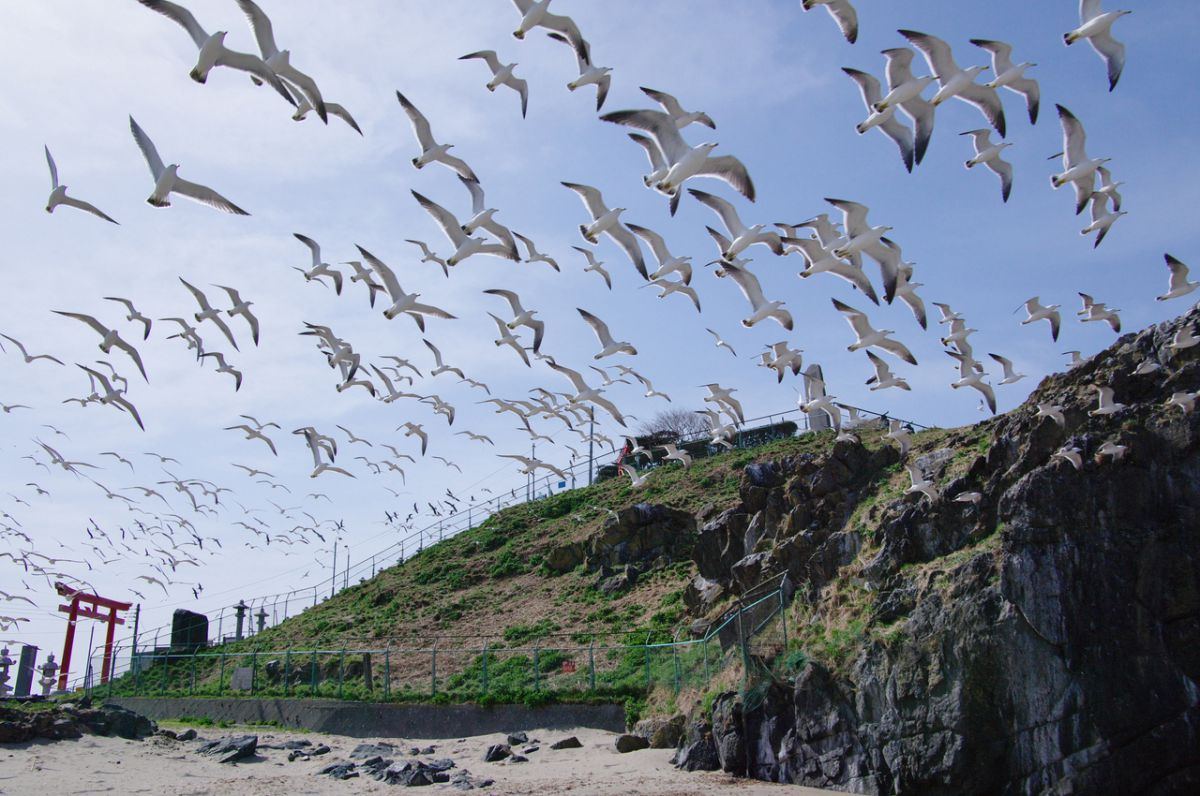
0;723;836;795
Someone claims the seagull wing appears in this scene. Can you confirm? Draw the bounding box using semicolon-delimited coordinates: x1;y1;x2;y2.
877;336;918;365
171;176;250;215
395;91;436;150
900;30;960;85
626;223;672;264
355;245;403;301
956;83;1007;138
722;262;769;311
129;117;166;181
561;181;609;219
422;339;447;368
598;109;689;163
59;195;119;224
412;191;468;247
831;298;873;338
587;394;626;427
605;224;649;280
695;155;756;202
1166;255;1192;291
483;288;525;317
688;189;747;237
578;308;617;348
825;197;871;238
986;155;1014;203
459;50;502;72
865;350;892;383
640;86;685;117
1088;30;1126;91
627;133;668;172
233;0;280;57
44;145;59;189
136;0;210;49
898;95;936;165
547;361;589;393
1057;104;1088;166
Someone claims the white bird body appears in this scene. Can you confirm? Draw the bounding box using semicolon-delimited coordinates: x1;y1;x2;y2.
356;245;456;326
578;308;636;359
801;0;858;44
412;190;516;267
878;48;936;165
972;38;1040;124
130;117;248;215
620;464;649;489
1019;296;1062;341
1167;392;1198;413
901;30;1006;137
989;353;1026;385
832;298;916;364
1170;326;1199;352
460;50;529;117
1064;1;1130;90
720;261;793;331
689;190;781;262
43;147;118;224
484;288;544;352
548;32;611;111
1159;256;1199;301
842;67;915;172
1096;441;1128;462
906;464;940;503
1080;193;1125;248
1051;105;1107;214
1089;385;1126;416
659;443;691;468
562;182;647;279
961;128;1013;202
1036;403;1066;427
641;86;715;130
1053;447;1083;470
865;351;910;391
395;92;478;181
885;419;911;457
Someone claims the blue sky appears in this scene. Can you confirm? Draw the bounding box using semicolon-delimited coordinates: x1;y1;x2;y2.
2;0;1195;671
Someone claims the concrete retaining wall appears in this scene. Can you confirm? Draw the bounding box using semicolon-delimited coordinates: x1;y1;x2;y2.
107;697;625;738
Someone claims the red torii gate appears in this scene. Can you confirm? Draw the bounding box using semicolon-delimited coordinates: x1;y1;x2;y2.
55;582;132;690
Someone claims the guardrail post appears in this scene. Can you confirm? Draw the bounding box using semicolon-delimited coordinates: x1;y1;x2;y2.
588;640;595;692
384;645;391;700
643;633;652;692
779;588;789;650
672;642;681;694
481;643;488;695
737;606;750;690
284;649;292;697
338;649;345;700
430;641;438;697
702;637;710;688
533;647;540;691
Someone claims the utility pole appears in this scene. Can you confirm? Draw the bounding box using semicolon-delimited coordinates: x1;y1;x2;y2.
588;407;595;485
344;545;350;589
130;604;140;665
331;538;338;599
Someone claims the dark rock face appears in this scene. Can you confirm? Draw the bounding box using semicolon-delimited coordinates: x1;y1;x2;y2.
0;703;157;744
634;715;685;749
671;717;720;772
680;311;1200;794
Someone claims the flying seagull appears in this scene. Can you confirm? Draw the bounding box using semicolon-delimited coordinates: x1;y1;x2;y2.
235;0;329;122
52;312;148;381
842;68;914;172
961;129;1013;202
129;117;249;215
134;0;295;104
1064;0;1130;91
801;0;858;43
460;50;529;117
395;91;479;181
43;146;118;223
971;38;1040;124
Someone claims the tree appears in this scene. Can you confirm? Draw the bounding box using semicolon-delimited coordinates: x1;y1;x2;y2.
636;408;709;441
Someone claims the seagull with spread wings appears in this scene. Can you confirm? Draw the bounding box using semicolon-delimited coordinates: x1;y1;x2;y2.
129;116;249;215
43;146;118;224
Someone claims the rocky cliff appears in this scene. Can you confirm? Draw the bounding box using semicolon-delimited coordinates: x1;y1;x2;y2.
674;309;1200;794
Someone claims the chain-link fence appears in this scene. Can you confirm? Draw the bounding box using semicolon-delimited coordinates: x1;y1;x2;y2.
82;577;792;703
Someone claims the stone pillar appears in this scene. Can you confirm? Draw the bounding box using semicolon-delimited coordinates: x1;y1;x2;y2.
254;607;268;634
233;600;249;641
0;647;13;696
14;645;37;697
38;653;59;696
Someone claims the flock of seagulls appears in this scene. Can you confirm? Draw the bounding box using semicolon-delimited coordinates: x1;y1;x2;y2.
0;0;1185;652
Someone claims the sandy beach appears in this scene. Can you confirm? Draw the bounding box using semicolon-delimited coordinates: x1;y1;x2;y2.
0;723;834;796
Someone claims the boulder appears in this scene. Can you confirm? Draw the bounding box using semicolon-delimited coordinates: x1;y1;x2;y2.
482;743;511;762
614;733;650;753
634;715;685;749
196;735;258;764
549;736;582;750
505;731;528;746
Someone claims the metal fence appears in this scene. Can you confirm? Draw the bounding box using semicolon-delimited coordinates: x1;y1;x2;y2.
77;578;792;703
